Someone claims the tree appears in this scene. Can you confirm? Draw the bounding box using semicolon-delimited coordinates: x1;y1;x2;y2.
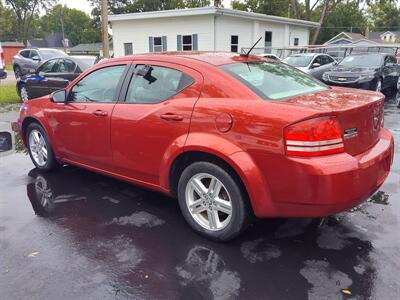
0;3;18;41
317;1;368;44
4;0;56;43
368;1;400;32
40;4;101;46
231;0;291;17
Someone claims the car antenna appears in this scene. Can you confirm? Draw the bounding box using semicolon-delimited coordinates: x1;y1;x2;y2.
240;37;263;57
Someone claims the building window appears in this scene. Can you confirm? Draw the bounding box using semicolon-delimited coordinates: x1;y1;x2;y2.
124;43;133;55
149;36;167;52
294;38;299;46
265;31;272;53
231;35;239;52
153;37;163;52
177;34;198;51
182;35;193;51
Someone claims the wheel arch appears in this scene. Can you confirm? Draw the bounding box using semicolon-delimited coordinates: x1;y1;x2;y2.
165;148;274;218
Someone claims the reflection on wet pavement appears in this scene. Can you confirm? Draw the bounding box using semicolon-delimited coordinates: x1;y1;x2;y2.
0;102;399;299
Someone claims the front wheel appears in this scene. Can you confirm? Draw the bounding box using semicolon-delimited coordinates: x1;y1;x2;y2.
19;84;30;102
375;78;382;92
177;161;252;241
26;123;59;171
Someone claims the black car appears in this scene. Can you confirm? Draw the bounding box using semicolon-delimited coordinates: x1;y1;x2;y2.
17;56;98;102
322;53;400;92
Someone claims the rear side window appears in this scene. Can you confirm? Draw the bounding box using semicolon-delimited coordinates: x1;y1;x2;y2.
69;65;126;103
20;50;30;58
125;65;194;104
220;62;327;100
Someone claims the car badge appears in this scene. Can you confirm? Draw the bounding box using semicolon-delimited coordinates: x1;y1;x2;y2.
344;128;358;140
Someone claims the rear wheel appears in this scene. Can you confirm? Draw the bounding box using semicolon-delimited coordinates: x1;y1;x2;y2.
177;161;252;241
26;123;59;171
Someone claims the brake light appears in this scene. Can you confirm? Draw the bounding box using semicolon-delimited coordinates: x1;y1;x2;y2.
284;116;344;157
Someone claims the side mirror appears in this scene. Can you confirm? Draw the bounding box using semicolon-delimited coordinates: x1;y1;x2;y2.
51;90;66;103
32;55;40;61
333;61;338;66
311;63;321;69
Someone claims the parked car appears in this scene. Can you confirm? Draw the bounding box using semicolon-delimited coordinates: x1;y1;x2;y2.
282;53;335;80
17;56;97;102
322;53;400;92
258;53;281;61
17;52;394;241
12;48;67;78
0;42;7;80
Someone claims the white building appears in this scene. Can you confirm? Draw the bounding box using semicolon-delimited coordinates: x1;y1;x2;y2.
109;7;319;57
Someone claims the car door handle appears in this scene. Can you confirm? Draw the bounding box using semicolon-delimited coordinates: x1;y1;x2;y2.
160;113;184;121
92;110;108;117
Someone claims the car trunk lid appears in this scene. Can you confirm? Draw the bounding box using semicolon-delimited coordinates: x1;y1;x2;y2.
282;87;384;156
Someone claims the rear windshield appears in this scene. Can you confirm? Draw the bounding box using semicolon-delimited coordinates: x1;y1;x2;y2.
282;55;313;67
220;62;327;100
40;49;66;60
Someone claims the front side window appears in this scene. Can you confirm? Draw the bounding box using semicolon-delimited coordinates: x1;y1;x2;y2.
56;59;76;73
182;35;192;51
231;35;239;53
69;65;126;103
20;50;30;58
29;50;39;59
38;59;57;73
125;65;194;104
220;62;327;100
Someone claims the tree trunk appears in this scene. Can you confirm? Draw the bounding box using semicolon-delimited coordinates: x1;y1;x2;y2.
291;0;300;19
311;0;330;44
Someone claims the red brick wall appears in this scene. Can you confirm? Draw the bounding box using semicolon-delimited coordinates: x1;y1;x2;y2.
3;46;24;65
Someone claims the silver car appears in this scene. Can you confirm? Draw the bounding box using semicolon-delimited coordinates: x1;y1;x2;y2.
12;48;67;78
282;53;335;80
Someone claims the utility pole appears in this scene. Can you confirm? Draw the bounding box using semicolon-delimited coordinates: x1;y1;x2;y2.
60;6;66;52
101;0;109;58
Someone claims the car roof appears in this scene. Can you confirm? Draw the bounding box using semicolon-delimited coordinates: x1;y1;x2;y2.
287;53;321;57
107;51;266;66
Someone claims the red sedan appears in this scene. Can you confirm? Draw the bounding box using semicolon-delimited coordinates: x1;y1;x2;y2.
18;52;394;241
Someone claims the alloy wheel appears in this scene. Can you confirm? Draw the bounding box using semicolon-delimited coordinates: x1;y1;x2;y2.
20;86;29;102
28;129;48;167
376;80;382;92
185;173;232;231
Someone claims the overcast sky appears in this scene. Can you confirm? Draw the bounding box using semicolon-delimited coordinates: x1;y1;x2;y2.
59;0;233;16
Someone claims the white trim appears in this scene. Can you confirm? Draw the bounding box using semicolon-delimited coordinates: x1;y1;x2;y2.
286;138;343;146
287;143;344;152
324;32;353;44
108;7;320;28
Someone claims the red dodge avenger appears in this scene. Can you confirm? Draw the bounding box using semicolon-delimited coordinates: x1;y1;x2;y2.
18;52;394;241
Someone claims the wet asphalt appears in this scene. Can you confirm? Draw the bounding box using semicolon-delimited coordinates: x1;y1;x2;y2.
0;99;399;300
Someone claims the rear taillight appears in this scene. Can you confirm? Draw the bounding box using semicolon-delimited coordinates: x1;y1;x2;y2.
284;116;344;157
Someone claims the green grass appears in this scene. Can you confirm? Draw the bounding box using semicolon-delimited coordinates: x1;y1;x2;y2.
0;84;20;105
5;64;13;71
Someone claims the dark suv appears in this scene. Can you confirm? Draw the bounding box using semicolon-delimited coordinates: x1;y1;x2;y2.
12;48;67;78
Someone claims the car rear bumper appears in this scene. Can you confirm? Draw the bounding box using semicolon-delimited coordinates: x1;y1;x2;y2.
256;128;394;217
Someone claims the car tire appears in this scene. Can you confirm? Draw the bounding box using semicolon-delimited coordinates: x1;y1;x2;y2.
19;84;30;102
177;161;252;241
14;66;22;79
26;123;59;171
